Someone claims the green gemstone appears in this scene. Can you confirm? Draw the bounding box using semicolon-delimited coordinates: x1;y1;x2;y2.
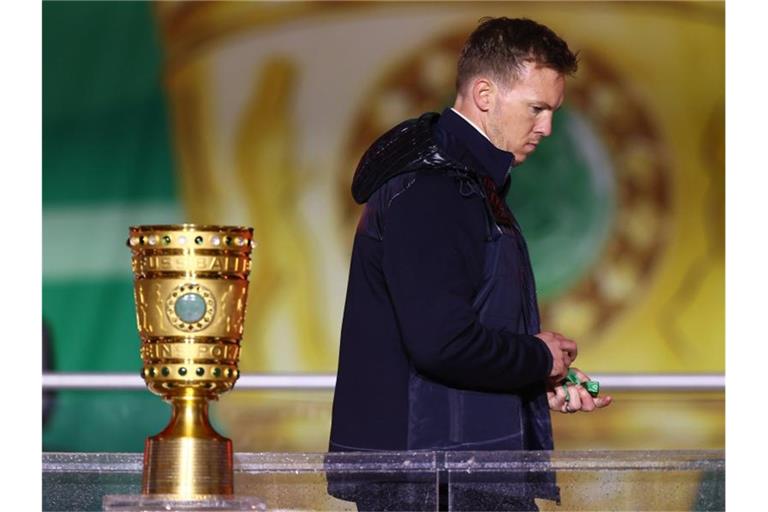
195;236;203;245
174;293;207;323
162;235;171;245
161;367;169;377
213;368;221;377
179;367;187;376
226;368;233;377
196;367;204;376
150;368;157;377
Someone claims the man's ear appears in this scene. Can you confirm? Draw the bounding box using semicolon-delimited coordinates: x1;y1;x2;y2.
471;78;494;113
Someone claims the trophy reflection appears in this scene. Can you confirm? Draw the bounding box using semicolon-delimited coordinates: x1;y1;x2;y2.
127;225;254;497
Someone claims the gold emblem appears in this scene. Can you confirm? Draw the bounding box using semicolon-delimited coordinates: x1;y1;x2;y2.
164;283;216;332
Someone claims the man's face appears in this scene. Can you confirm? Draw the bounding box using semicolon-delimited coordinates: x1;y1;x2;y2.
485;61;565;164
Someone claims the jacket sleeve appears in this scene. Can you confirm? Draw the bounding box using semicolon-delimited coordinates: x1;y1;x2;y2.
381;173;553;392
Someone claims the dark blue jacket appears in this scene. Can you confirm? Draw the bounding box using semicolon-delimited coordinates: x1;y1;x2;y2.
330;110;555;457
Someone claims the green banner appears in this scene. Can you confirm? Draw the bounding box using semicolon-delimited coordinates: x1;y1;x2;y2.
43;1;180;451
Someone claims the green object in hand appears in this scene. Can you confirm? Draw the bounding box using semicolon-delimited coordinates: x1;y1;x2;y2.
562;369;600;402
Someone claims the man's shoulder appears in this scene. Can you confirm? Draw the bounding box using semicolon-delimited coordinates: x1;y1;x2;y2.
383;169;483;210
356;169;478;242
351;112;465;204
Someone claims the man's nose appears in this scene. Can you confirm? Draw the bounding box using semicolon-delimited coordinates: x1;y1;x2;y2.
535;113;553;137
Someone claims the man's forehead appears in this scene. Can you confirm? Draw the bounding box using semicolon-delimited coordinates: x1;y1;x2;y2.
508;68;565;102
501;62;564;89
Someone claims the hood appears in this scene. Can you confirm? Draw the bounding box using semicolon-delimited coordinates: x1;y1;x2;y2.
351;112;457;204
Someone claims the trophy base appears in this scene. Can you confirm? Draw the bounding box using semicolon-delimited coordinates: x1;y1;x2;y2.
102;494;267;511
143;435;233;495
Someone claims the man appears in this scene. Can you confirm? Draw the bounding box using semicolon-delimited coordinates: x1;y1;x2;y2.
329;17;612;510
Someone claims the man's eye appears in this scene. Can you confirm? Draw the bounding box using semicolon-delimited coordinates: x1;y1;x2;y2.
531;106;543;114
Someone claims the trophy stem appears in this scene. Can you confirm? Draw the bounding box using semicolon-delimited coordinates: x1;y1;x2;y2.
142;394;234;497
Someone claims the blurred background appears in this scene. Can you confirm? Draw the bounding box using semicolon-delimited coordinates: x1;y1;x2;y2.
42;1;724;454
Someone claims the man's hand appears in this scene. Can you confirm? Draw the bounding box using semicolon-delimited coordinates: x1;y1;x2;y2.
535;331;578;381
547;367;613;414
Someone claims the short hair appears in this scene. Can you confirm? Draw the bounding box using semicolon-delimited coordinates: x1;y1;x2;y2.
456;17;578;91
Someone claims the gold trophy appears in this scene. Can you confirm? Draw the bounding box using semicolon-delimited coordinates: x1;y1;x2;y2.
125;224;255;502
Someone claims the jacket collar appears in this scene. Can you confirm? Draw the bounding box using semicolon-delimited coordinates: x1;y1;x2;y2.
435;108;515;189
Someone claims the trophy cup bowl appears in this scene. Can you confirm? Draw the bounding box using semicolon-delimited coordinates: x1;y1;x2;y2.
127;224;254;498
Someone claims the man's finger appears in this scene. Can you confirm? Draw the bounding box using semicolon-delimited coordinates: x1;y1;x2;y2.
564;384;581;413
594;395;613;408
551;357;568;381
575;386;596;412
559;339;578;358
554;383;568;404
548;384;567;410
